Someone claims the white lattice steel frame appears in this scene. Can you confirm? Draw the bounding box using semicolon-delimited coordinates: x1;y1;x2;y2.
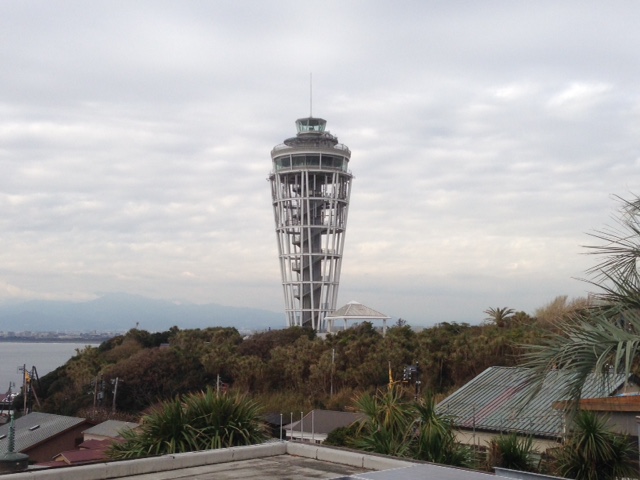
269;117;353;331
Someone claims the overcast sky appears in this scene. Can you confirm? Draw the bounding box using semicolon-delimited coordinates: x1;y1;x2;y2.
1;1;639;326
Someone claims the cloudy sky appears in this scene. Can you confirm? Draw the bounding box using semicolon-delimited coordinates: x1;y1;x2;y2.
1;1;639;326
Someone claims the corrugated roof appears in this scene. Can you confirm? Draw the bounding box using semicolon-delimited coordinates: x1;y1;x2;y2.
83;420;138;439
436;366;631;439
0;412;86;453
326;301;390;320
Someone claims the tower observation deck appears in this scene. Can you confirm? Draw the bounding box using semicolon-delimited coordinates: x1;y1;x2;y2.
269;117;353;331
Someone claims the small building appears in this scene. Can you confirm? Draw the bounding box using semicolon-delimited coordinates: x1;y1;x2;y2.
325;301;391;336
0;412;91;463
82;419;138;442
33;421;134;469
553;394;640;438
50;446;109;466
437;366;639;451
283;409;362;444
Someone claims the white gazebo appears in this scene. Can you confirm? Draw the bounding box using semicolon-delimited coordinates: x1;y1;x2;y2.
324;301;391;336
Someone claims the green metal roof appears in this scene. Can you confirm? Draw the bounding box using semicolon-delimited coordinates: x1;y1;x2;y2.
436;366;632;439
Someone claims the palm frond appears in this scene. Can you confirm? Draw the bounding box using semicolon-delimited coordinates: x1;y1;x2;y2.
521;309;640;406
521;195;640;405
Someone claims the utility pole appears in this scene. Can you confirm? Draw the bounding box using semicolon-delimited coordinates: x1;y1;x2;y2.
111;378;119;413
29;367;40;409
21;365;26;414
92;375;101;410
330;348;335;397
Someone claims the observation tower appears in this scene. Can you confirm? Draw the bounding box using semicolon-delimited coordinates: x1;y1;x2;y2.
269;117;353;331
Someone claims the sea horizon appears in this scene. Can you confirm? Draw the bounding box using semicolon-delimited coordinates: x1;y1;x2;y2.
0;341;102;397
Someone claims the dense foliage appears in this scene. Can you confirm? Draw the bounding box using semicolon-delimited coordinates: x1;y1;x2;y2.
351;386;473;468
551;411;636;480
107;388;267;459
32;315;551;416
487;433;538;472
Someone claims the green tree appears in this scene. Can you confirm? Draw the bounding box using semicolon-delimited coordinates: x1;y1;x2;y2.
416;322;484;392
107;388;267;459
331;322;386;390
232;355;266;392
265;335;325;394
104;347;205;411
237;327;316;361
65;345;106;391
484;307;515;328
552;410;636;480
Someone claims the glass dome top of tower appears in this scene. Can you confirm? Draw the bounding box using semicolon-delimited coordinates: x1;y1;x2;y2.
276;116;348;154
296;117;326;134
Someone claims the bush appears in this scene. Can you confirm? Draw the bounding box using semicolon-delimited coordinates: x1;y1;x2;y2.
107;388;268;459
487;433;538;472
552;410;636;480
324;424;359;447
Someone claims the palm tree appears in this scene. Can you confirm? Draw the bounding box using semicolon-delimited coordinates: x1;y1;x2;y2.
484;307;515;328
411;392;473;467
523;194;640;401
351;385;413;457
107;388;267;459
352;387;473;467
552;410;636;480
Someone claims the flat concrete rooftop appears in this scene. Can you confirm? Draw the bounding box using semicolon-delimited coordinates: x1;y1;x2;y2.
6;442;411;480
115;455;368;479
5;442;559;480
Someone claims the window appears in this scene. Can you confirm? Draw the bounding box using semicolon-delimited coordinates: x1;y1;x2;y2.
322;156;335;168
275;155;291;170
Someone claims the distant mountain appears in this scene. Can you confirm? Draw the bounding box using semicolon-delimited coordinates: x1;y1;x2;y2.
0;293;284;332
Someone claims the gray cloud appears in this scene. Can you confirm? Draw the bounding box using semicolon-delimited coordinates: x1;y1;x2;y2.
1;1;639;325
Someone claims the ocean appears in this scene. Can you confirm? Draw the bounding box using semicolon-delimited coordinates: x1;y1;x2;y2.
0;342;100;395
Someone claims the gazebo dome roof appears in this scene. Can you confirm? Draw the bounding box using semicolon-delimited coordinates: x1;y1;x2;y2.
326;301;390;320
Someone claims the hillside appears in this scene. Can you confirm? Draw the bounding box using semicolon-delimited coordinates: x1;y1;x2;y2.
0;293;283;332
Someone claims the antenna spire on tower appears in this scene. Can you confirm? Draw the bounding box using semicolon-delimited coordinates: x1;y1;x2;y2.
310;72;313;117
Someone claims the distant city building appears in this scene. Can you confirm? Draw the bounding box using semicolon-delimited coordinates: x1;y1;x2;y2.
269;117;353;331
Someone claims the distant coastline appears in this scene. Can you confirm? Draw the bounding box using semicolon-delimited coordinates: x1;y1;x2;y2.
0;336;111;344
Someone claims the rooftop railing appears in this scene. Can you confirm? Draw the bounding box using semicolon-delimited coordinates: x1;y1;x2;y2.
271;143;351;155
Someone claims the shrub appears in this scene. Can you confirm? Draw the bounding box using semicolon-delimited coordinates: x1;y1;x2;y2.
107;388;267;459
